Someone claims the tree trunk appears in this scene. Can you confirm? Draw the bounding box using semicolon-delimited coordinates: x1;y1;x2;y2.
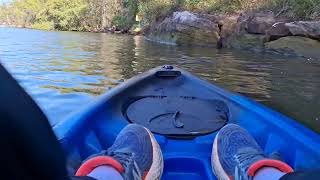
101;0;108;30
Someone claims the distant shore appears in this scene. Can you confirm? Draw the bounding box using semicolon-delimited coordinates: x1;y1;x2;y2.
144;10;320;60
1;0;320;60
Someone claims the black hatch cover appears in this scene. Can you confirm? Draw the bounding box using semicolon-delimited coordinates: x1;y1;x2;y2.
125;96;228;136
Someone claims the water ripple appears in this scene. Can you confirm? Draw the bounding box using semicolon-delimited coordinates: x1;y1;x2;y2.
0;27;320;132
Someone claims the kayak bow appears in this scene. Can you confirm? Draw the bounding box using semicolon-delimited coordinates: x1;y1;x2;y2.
54;65;320;179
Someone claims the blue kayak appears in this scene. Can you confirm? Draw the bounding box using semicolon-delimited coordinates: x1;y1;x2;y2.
54;65;320;179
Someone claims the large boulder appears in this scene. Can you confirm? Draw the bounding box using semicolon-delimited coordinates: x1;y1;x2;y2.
218;15;240;48
285;21;320;40
217;14;268;49
265;36;320;59
266;22;291;41
146;11;220;47
195;13;225;23
242;13;276;34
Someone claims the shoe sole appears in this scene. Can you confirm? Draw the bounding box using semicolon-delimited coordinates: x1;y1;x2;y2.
211;131;230;180
144;127;164;180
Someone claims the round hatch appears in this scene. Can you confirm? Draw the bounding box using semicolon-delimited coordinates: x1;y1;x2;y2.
125;96;228;136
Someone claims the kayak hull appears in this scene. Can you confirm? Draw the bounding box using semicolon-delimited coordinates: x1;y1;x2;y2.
54;66;320;179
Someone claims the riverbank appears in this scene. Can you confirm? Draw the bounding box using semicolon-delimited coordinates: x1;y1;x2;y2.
1;0;320;59
144;11;320;59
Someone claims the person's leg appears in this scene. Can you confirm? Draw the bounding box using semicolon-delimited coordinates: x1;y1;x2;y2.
253;167;286;180
211;124;293;180
280;170;320;180
75;124;163;180
88;166;123;180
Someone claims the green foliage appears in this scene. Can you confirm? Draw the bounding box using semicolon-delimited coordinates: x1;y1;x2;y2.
112;15;131;30
1;0;319;31
183;0;215;11
138;0;176;26
111;0;138;30
206;0;243;13
246;0;320;20
184;0;201;8
289;0;320;19
0;0;101;31
31;21;54;30
44;0;88;31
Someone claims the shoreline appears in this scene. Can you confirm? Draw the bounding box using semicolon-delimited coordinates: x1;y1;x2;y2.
144;11;320;60
3;10;320;61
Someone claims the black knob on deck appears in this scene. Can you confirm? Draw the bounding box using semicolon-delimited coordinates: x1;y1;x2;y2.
162;65;174;70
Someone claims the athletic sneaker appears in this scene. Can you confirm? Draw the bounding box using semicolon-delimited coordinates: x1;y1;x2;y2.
211;124;293;180
76;124;163;180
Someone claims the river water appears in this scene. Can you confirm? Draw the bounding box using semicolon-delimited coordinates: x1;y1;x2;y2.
0;27;319;133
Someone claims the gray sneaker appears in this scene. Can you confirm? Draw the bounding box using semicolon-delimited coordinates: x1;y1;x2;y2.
211;124;293;180
76;124;163;180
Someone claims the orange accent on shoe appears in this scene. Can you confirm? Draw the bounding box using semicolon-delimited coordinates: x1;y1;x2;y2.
248;159;293;177
142;170;149;180
75;156;125;176
228;175;234;180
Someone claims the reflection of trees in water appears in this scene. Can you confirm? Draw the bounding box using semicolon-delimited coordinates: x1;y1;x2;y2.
43;33;273;103
42;33;128;95
211;50;273;103
128;39;273;103
112;35;136;79
45;32;106;76
34;32;320;132
109;35;174;78
96;33;123;80
109;35;176;78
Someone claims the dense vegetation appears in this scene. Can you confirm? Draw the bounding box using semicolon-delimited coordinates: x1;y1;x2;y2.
0;0;319;31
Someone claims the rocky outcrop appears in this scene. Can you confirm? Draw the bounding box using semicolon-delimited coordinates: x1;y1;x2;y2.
145;11;320;59
245;13;276;34
266;22;291;41
265;36;320;58
146;11;220;46
218;15;239;48
220;13;273;49
285;21;320;40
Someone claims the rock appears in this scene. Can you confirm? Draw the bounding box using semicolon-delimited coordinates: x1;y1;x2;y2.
146;11;220;47
114;30;123;34
265;36;320;59
216;14;268;49
246;13;276;34
266;22;291;41
229;33;266;50
285;21;320;40
195;13;225;24
218;15;240;48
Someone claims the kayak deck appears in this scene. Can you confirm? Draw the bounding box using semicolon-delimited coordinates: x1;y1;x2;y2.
54;66;320;179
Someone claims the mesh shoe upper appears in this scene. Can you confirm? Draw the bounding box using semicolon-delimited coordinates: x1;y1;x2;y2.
212;124;293;180
76;124;163;180
214;124;263;177
107;124;154;180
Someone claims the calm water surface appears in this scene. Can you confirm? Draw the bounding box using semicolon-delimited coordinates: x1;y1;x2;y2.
0;28;320;132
